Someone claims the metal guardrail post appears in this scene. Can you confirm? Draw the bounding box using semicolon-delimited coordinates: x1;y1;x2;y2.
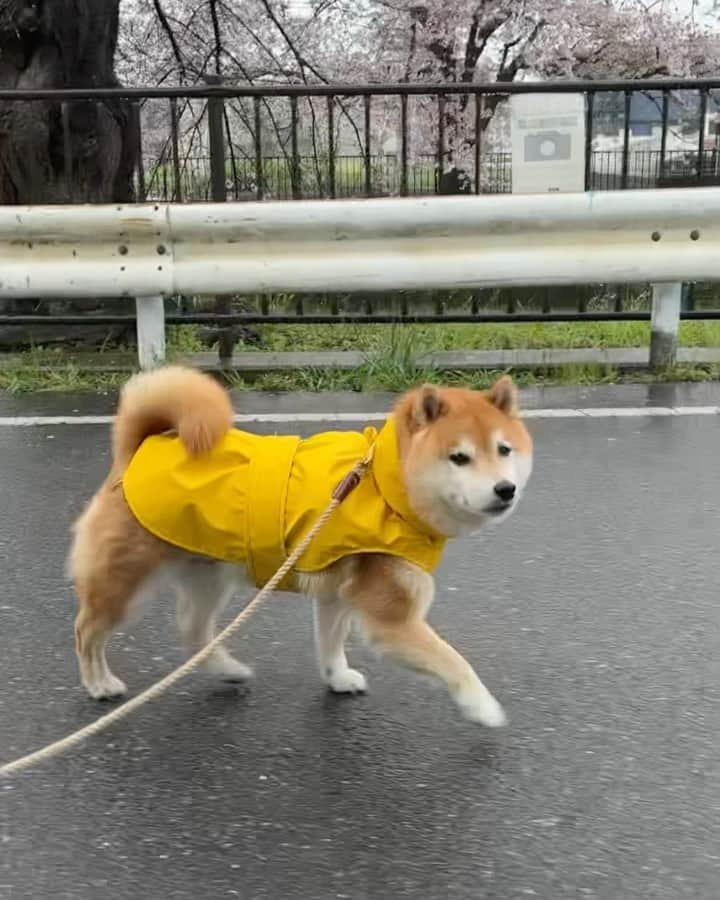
649;282;682;370
136;295;166;369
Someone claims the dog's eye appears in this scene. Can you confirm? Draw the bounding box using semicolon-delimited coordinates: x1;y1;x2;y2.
449;451;472;466
498;443;512;457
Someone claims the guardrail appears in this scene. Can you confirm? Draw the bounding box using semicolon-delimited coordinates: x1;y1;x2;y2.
1;187;719;370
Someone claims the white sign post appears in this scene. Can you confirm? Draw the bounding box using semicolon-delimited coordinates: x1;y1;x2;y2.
511;93;586;194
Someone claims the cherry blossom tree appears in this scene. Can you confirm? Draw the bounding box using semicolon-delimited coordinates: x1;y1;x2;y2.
113;0;718;191
369;0;719;169
2;0;717;203
377;0;718;86
116;0;369;86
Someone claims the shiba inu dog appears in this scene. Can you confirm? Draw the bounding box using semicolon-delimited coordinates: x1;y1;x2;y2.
69;366;532;726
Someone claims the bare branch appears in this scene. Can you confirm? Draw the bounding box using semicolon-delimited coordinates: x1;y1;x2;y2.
151;0;187;82
208;0;223;77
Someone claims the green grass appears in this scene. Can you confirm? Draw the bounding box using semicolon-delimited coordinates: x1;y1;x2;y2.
239;320;720;353
167;325;207;355
221;362;720;393
0;348;128;393
1;320;718;393
2;354;717;395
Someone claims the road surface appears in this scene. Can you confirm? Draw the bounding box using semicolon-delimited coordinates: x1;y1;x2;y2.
1;385;719;900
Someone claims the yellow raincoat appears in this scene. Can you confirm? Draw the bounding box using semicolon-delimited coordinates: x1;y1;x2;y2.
122;418;446;589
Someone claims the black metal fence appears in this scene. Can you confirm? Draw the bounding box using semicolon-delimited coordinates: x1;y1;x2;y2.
139;79;720;201
2;285;719;343
142;149;720;201
143;152;513;200
1;77;720;205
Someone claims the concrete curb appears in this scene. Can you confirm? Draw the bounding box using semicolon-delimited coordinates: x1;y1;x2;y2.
180;347;720;372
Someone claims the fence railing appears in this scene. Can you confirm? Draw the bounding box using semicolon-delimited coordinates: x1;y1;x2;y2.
143;153;513;201
1;189;719;370
141;149;720;202
1;78;719;206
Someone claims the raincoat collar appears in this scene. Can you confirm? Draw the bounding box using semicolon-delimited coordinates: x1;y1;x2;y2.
367;417;444;541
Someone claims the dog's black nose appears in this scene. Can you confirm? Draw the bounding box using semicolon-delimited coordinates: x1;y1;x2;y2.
494;480;516;502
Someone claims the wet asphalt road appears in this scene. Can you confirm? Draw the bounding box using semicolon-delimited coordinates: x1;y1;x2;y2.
1;387;720;900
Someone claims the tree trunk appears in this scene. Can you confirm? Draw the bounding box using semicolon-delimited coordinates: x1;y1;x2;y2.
0;0;137;203
0;0;139;348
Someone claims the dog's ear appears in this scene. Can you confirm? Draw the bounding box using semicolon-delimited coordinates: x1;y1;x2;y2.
407;384;448;431
487;376;518;417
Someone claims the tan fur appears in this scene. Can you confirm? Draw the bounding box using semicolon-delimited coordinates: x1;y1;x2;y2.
112;366;232;472
68;366;532;724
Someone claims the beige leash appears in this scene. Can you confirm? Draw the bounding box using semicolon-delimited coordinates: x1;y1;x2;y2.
1;453;372;777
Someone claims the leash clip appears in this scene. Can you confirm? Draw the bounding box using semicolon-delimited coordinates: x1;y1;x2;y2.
332;470;362;502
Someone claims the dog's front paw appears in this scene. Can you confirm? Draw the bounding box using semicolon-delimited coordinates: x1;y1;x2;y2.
326;667;367;694
455;686;507;727
205;650;253;683
85;673;128;701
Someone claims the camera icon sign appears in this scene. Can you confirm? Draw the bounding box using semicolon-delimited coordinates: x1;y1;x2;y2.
524;130;572;162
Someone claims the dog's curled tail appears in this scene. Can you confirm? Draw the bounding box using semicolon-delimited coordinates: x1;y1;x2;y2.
112;366;233;470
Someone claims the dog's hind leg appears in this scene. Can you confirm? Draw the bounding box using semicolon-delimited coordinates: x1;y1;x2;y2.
173;560;252;682
74;563;159;701
75;604;130;700
71;491;168;701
